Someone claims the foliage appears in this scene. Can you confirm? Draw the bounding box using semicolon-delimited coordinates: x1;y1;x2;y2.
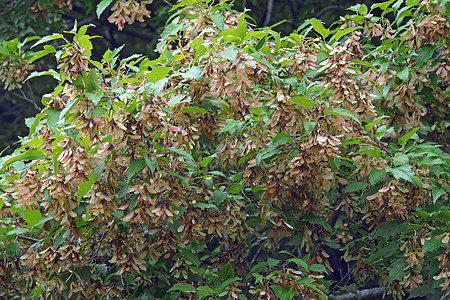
0;0;449;299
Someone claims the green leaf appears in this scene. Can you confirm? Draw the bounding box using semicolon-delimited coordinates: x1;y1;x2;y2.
289;96;314;109
396;67;409;81
214;190;227;205
24;69;60;82
287;257;309;271
209;13;224;31
161;23;184;39
193;203;217;209
365;116;389;130
422;237;443;253
23;209;44;229
168;284;196;292
398;127;419;146
74;265;92;282
6;227;30;236
85;70;99;93
167;146;194;162
307;18;330;39
267;258;280;268
303;121;316;134
0;148;46;171
351;59;375;69
127;159;145;181
219;47;239;61
228;183;243;194
369;168;386;185
387;165;414;182
334;26;362;42
5;243;20;257
388;259;407;284
256;145;281;165
197;285;214;298
432;187;446;204
179;247;200;267
143;155;157;174
146;66;171;83
31;34;64;48
180;107;208;114
309;264;327;273
27;45;56;65
31;216;54;229
96;0;114;18
324;108;360;125
77;174;97;204
181;66;202;80
343;182;368;193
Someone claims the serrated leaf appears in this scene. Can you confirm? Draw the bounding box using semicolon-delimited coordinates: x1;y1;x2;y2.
77;174;97;204
219;47;238;61
303;121;316;134
74;265;92;282
388;259;408;284
127;159;145;181
27;45;56;65
422;237;443;253
416;44;435;67
181;66;202;80
210;13;224;31
85;70;99;93
289;96;314;109
369;168;386;185
168;284;196;292
396;67;409;81
23;209;43;229
432;187;446;204
309;264;327;273
31;34;63;48
214;190;227;205
180;247;200;267
343;182;368;193
398;127;419;146
143;155;157;174
287;257;309;271
387;165;414;182
167;146;194;161
335;26;362;42
181;107;208;114
96;0;114;18
197;285;214;298
307;18;330;38
267;258;280;268
147;66;171;83
0;149;46;171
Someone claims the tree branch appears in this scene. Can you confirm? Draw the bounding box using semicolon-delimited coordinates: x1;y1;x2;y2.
329;287;385;300
12;88;40;111
263;0;274;27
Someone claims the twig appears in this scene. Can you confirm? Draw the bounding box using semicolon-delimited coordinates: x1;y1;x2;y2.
16;235;41;243
12;88;40;111
316;5;349;18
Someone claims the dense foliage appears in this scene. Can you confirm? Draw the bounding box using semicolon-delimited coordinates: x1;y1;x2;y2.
0;0;449;299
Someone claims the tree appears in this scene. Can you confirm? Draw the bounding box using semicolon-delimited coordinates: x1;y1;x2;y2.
0;0;449;299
